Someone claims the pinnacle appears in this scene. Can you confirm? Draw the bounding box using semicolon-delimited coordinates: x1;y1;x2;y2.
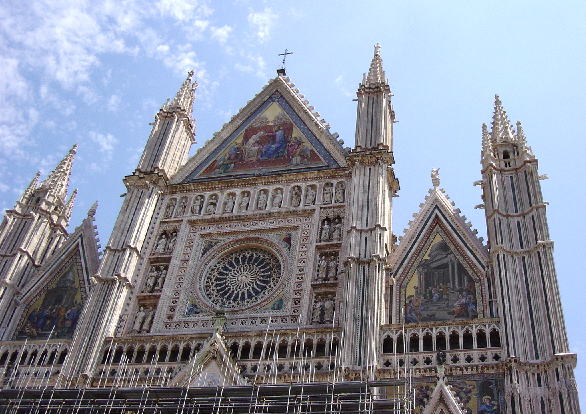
364;43;387;86
41;144;77;201
490;94;514;143
168;70;198;114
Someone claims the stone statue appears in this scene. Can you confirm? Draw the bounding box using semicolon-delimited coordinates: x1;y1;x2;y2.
323;297;335;323
271;189;283;208
311;301;323;324
223;193;235;213
322;183;333;204
239;192;250;212
141;308;154;333
327;256;338;279
257;190;268;210
176;197;187;216
431;168;440;188
145;267;157;292
164;198;176;218
155;266;167;290
133;306;146;332
291;186;302;207
318;256;328;280
335;182;345;203
305;186;316;205
332;218;342;241
320;219;331;241
155;233;167;253
205;195;217;214
191;195;203;215
167;231;177;252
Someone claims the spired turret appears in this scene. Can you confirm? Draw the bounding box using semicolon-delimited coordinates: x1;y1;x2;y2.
62;72;198;384
0;146;78;338
341;44;399;374
480;96;579;413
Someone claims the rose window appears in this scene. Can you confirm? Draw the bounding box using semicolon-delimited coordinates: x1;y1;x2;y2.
202;248;282;310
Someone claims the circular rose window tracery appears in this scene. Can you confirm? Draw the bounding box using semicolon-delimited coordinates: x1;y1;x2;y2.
202;247;282;310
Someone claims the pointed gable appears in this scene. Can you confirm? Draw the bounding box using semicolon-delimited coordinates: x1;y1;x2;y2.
422;378;465;414
174;76;346;184
390;175;489;324
13;205;100;340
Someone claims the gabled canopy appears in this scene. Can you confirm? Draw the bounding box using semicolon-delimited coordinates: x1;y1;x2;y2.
12;204;100;339
389;174;489;324
422;375;465;414
173;75;346;184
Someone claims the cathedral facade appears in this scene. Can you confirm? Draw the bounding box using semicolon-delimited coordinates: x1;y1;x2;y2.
0;46;579;413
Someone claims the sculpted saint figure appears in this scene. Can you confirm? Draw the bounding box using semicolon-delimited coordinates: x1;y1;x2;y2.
320;219;331;242
257;190;268;210
176;197;187;216
205;195;217;215
155;233;167;253
335;182;345;203
145;267;157;292
164;199;176;218
155;266;167;290
224;193;235;213
290;186;302;207
141;309;154;333
312;301;323;324
239;192;250;212
271;189;283;208
305;186;316;205
318;256;328;280
322;183;333;204
323;297;335;323
191;195;203;215
133;306;146;332
167;231;177;252
327;256;338;279
332;218;342;241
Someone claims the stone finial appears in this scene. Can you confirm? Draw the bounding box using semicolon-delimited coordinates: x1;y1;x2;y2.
87;201;98;217
490;94;514;143
431;168;440;188
364;43;387;86
167;70;198;114
41;144;78;201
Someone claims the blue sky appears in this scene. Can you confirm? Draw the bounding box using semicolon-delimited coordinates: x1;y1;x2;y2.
1;0;584;401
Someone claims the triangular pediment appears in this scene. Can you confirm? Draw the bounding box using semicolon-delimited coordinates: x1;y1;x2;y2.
170;332;247;387
174;76;346;184
390;184;489;324
423;377;464;414
12;207;100;340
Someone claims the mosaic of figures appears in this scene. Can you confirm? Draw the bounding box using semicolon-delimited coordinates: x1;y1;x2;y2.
17;266;83;339
162;181;346;220
198;102;327;178
414;377;502;414
404;234;478;324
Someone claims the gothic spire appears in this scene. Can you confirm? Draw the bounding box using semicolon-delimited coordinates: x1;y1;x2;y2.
490;95;515;143
18;171;41;205
481;123;494;159
166;70;198;115
64;188;78;224
41;144;77;201
363;43;387;87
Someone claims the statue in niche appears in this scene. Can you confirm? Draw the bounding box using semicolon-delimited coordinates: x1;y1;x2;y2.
332;218;342;241
167;230;177;252
155;266;167;290
145;267;158;292
305;186;316;205
133;306;147;332
164;198;176;218
323;297;335;323
142;308;154;333
271;189;283;208
327;256;338;279
311;301;323;324
322;183;333;204
290;186;302;207
239;192;250;212
335;182;345;203
176;197;188;216
191;195;204;215
257;190;268;210
318;255;328;280
223;193;235;213
320;219;331;242
205;195;217;215
155;233;167;254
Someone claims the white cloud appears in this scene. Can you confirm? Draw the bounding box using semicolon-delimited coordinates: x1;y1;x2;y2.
107;94;121;112
210;25;233;44
89;131;118;155
335;75;353;98
247;8;277;43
